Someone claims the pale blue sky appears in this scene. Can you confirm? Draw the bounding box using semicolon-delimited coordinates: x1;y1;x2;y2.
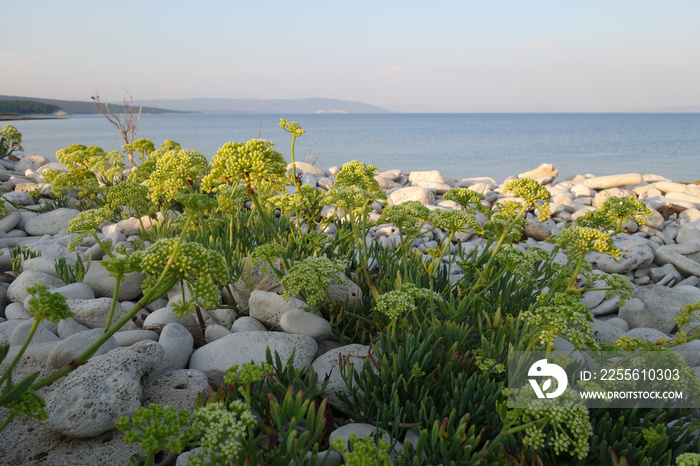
2;0;699;111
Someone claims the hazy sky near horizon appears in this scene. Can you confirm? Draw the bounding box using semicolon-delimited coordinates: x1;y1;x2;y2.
2;1;700;112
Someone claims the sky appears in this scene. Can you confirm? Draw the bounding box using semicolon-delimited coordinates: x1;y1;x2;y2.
2;0;700;112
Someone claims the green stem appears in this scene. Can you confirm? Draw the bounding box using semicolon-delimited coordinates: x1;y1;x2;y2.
290;135;299;190
103;274;122;333
249;190;290;271
0;318;40;387
0;414;15;434
567;254;587;292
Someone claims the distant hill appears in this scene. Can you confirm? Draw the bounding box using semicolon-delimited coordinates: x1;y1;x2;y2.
0;100;66;115
135;97;393;114
0;95;184;115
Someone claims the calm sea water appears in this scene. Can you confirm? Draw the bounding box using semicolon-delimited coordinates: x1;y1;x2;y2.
10;113;700;183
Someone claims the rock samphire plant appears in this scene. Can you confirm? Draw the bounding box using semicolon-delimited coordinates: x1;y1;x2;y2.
3;123;700;465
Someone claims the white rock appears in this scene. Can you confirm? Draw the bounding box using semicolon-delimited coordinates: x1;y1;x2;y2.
280;309;332;342
5;302;30;320
0;319;22;345
571;184;595;199
7;270;66;303
143;369;210;411
248;290;307;329
230;316;267;332
24;208;81;236
15;154;50;173
67;298;135;330
82;261;145;301
288;161;325;177
228;258;284;309
112;329;160;347
47;328;119;369
592;187;636;208
583;173;643;190
388;186;435;205
606;317;630;333
518;163;558;181
625;327;669;342
591;295;620;317
9;320;60;346
38;282;95;301
411;180;452;194
591;319;625;345
57;317;89;339
45;340;164;438
586;239;654;274
143;306;198;330
677;221;700;245
408;170;448;184
0;211;21;233
189;331;317;388
2;191;35;206
21;256;67;277
311;344;372;411
153;323;194;376
205;324;231;342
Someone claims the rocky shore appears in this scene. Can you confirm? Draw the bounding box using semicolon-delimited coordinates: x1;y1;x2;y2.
1;156;700;464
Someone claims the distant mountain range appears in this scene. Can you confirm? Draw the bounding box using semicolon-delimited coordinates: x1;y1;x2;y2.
135;97;392;114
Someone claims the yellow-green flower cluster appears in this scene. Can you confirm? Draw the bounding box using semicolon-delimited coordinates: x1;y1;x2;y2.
428;209;484;234
341;434;392;466
6;388;47;421
55;144;125;181
324;185;376;213
552;225;621;260
577;196;652;232
189;401;255;463
280;256;344;306
44;166;100;203
250;243;286;265
400;282;442;303
201;139;287;192
520;292;594;349
483;201;528;243
374;290;415;320
334;161;385;199
507;388;592;460
0;199;8;218
66;207;114;251
377;200;431;233
504;178;552;221
279;118;306;137
106;181;154;219
135;238;228;312
269;184;325;219
0;124;23;157
213;183;248;214
26;285;73;323
224;362;274;385
443;187;488;213
676;453;700;466
116;403;194;456
147;150;208;204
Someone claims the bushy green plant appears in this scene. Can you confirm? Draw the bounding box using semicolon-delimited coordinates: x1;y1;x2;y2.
0;125;23;158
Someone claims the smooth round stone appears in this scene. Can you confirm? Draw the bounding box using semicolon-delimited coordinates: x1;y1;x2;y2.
21;256;68;277
0;211;21;233
189;331;317;388
24;208;81;236
15;154;50;173
153;323;194;376
48;328;119;369
677;221;700;245
57;317;89;339
288;161;325;177
230;316;267;333
0;320;23;345
583;173;643;190
592;187;636;208
205;324;231;343
579;283;606;309
518;163;558;180
143;306;198;330
7;270;66;303
280;309;332;342
311;344;372;411
66;298;136;330
625;327;669;342
248;289;307;329
5;302;30;320
2;191;35;206
112;329;160;347
388;186;435;205
82;261;145;301
9;320;60;347
585;239;654;274
606;317;630;333
408;170;448;184
25;282;95;303
591;295;620;317
329;423;402;459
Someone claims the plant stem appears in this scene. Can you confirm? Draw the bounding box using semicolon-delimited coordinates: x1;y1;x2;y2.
103;274;123;333
0;318;40;387
0;414;15;434
290;135;299;190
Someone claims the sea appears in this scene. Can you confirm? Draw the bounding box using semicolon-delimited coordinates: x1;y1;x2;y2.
9;113;700;183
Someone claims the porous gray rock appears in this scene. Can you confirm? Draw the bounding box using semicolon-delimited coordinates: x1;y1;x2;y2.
248;289;308;329
586;238;654;274
24;208;81;236
143;369;210;411
655;245;700;278
57;317;89;339
82;260;145;301
279;308;332;342
143;306;198;330
591;319;625;345
624;327;669;342
7;270;66;303
327;273;363;309
112;329;160;347
189;331;317;388
21;255;68;277
228;258;284;308
205;323;231;342
45;340;164;438
311;344;373;411
47;328;119;369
